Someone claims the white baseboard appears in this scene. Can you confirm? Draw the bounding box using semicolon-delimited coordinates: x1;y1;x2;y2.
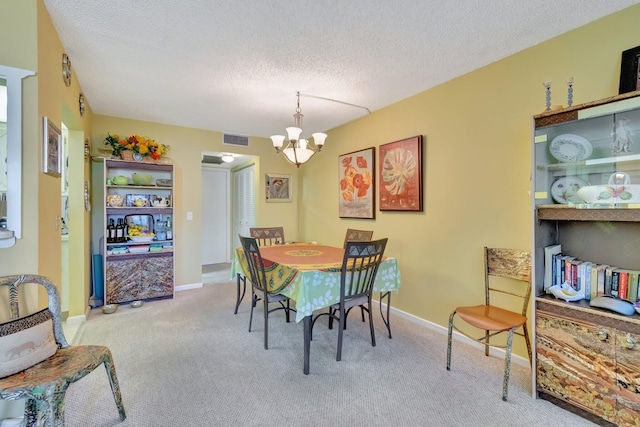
175;282;203;292
373;299;530;368
67;312;87;325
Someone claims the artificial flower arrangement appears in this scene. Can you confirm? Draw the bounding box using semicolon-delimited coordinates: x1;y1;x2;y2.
105;133;168;160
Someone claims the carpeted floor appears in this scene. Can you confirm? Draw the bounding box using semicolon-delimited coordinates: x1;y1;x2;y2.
64;279;596;427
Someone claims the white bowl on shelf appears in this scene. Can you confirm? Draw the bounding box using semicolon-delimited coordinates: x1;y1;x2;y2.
128;245;150;253
576;172;640;204
128;235;155;243
548;283;584;302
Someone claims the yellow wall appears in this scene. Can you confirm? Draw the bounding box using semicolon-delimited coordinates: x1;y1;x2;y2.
0;0;39;276
299;5;640;356
2;0;640;361
91;116;301;286
0;0;92;317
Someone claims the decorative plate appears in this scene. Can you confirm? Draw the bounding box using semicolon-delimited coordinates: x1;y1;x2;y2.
550;177;589;204
549;134;593;162
106;194;124;207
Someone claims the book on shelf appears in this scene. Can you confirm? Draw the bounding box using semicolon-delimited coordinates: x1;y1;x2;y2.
554;253;564;287
595;264;609;297
611;269;620;298
630;270;640;303
617;269;629;300
570;258;582;291
543;244;562;292
560;255;576;286
582;262;593;300
589;262;599;299
605;266;616;295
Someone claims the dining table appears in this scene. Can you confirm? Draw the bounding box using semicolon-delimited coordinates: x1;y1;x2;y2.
231;242;402;374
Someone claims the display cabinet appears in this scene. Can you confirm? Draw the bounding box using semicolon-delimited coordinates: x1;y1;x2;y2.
532;91;640;426
101;159;174;304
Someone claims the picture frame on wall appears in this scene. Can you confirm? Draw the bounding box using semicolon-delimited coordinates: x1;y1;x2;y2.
43;116;62;177
265;173;292;202
379;135;423;212
338;147;375;219
618;45;640;94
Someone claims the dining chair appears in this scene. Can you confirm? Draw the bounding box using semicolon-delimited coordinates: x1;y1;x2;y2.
0;274;126;426
250;226;286;246
311;238;388;361
446;247;532;401
234;227;286;315
239;236;294;350
342;228;375;325
342;228;373;249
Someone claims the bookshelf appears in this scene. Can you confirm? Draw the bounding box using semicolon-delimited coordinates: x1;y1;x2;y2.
532;92;640;425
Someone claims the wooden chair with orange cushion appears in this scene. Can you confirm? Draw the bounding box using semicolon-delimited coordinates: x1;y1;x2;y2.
446;247;532;401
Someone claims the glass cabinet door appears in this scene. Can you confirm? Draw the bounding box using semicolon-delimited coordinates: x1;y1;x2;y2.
534;104;640;209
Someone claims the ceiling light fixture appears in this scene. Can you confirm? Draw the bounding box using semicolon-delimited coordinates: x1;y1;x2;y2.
270;91;327;168
221;154;234;163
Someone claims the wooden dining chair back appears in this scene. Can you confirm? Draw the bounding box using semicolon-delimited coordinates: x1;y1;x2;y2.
250;226;285;246
312;238;388;361
239;236;293;350
446;247;532;401
0;274;126;426
343;228;374;249
234;226;286;315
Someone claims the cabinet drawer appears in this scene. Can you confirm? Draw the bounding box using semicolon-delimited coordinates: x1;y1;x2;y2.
536;311;617;422
106;255;174;303
615;329;640;426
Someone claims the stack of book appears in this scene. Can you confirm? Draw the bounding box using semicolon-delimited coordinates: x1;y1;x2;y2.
544;244;640;303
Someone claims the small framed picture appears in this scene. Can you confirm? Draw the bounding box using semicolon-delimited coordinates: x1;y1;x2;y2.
265;173;292;203
619;45;640;94
379;135;423;212
43;116;62;177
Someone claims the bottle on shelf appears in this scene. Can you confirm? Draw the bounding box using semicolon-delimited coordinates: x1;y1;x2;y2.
116;218;125;243
156;215;167;241
166;216;172;240
107;218;115;243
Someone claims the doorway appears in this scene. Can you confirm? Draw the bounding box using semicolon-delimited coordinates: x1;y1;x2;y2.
201;167;230;265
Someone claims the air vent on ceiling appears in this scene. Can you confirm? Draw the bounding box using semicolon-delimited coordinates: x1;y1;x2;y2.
202;155;224;165
223;133;249;147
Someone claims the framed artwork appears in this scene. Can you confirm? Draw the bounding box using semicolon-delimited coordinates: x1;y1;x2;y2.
379;135;423;212
619;45;640;94
265;173;292;202
338;147;375;219
43;116;62;177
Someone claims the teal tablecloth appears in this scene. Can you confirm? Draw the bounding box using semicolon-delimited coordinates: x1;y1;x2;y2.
231;244;401;322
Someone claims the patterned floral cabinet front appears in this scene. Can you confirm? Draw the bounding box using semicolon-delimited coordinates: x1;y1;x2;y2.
537;300;640;426
105;254;173;303
615;327;640;426
536;306;617;423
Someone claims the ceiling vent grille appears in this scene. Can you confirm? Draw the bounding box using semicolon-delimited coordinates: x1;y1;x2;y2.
223;133;249;147
202;155;224;165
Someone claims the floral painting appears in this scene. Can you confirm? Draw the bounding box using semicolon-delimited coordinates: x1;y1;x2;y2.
339;147;375;219
379;135;423;211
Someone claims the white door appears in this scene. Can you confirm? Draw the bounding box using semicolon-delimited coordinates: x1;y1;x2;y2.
201;167;230;264
232;165;255;248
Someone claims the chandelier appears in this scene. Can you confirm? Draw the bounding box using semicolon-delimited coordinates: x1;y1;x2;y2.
270;91;327;167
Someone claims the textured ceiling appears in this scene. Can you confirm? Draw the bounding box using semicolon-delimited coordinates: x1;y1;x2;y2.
43;0;639;139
